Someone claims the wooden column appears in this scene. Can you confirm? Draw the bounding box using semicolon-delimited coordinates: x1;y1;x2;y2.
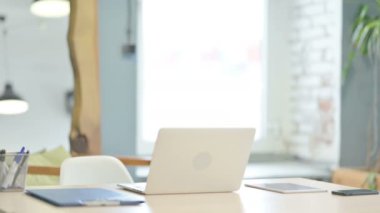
68;0;101;155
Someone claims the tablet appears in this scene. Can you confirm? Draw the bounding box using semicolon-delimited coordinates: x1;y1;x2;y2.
245;182;327;194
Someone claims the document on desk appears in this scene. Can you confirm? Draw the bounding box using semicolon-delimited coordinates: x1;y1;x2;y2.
245;182;327;194
26;188;145;207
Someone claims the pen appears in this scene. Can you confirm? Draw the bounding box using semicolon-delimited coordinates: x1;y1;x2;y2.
1;147;25;189
11;150;29;187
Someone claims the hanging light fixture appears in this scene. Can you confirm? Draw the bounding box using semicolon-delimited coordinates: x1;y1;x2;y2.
122;0;136;58
0;83;29;115
30;0;70;18
0;16;29;115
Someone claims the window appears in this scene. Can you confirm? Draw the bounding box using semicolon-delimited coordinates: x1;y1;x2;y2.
137;0;264;154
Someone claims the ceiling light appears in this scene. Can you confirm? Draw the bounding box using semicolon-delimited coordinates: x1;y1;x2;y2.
30;0;70;18
0;83;29;115
0;16;29;115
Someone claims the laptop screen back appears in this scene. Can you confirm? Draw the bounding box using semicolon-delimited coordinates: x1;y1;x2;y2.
145;128;255;194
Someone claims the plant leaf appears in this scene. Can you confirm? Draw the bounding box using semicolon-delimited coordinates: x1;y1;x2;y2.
360;26;374;55
342;50;356;80
362;20;380;55
352;18;379;55
352;5;368;36
368;20;380;57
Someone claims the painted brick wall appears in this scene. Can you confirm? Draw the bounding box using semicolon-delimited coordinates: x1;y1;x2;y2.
287;0;340;162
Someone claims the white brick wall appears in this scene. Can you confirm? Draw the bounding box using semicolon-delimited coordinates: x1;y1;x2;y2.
288;0;339;160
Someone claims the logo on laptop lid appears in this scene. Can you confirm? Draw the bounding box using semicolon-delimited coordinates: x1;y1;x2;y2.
193;152;212;170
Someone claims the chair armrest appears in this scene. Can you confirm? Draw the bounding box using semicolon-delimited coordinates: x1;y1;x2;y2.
116;156;151;166
28;166;61;176
27;156;151;176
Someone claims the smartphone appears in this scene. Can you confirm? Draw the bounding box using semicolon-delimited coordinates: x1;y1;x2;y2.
332;189;379;196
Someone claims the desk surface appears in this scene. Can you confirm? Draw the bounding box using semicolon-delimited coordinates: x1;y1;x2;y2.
1;178;379;213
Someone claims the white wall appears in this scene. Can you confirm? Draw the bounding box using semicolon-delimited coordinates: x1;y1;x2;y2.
0;2;72;152
286;0;341;163
265;0;341;164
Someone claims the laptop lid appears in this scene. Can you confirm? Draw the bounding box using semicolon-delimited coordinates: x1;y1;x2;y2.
144;128;255;194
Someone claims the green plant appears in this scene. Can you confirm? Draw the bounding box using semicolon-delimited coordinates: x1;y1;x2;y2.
344;2;380;78
362;172;377;190
345;1;380;189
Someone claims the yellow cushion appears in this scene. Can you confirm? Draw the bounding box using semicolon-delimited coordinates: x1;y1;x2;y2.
26;146;71;186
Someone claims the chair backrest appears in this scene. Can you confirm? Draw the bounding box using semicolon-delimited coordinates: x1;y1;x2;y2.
60;155;133;185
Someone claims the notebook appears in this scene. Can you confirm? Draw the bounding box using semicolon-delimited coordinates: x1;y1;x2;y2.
244;182;327;194
26;188;145;207
118;128;255;195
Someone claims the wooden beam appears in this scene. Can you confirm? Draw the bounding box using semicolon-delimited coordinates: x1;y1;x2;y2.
68;0;101;155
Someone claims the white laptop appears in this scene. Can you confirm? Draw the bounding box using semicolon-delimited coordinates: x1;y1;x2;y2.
118;128;255;195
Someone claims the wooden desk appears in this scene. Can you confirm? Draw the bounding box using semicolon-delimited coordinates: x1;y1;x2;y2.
1;178;380;213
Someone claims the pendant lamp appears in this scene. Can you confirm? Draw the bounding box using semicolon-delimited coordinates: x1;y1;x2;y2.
30;0;70;18
0;16;29;115
0;83;29;115
122;0;136;58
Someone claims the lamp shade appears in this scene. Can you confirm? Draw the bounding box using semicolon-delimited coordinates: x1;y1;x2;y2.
30;0;70;18
0;83;29;115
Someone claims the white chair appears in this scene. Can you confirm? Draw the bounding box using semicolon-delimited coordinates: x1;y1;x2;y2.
60;155;134;185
